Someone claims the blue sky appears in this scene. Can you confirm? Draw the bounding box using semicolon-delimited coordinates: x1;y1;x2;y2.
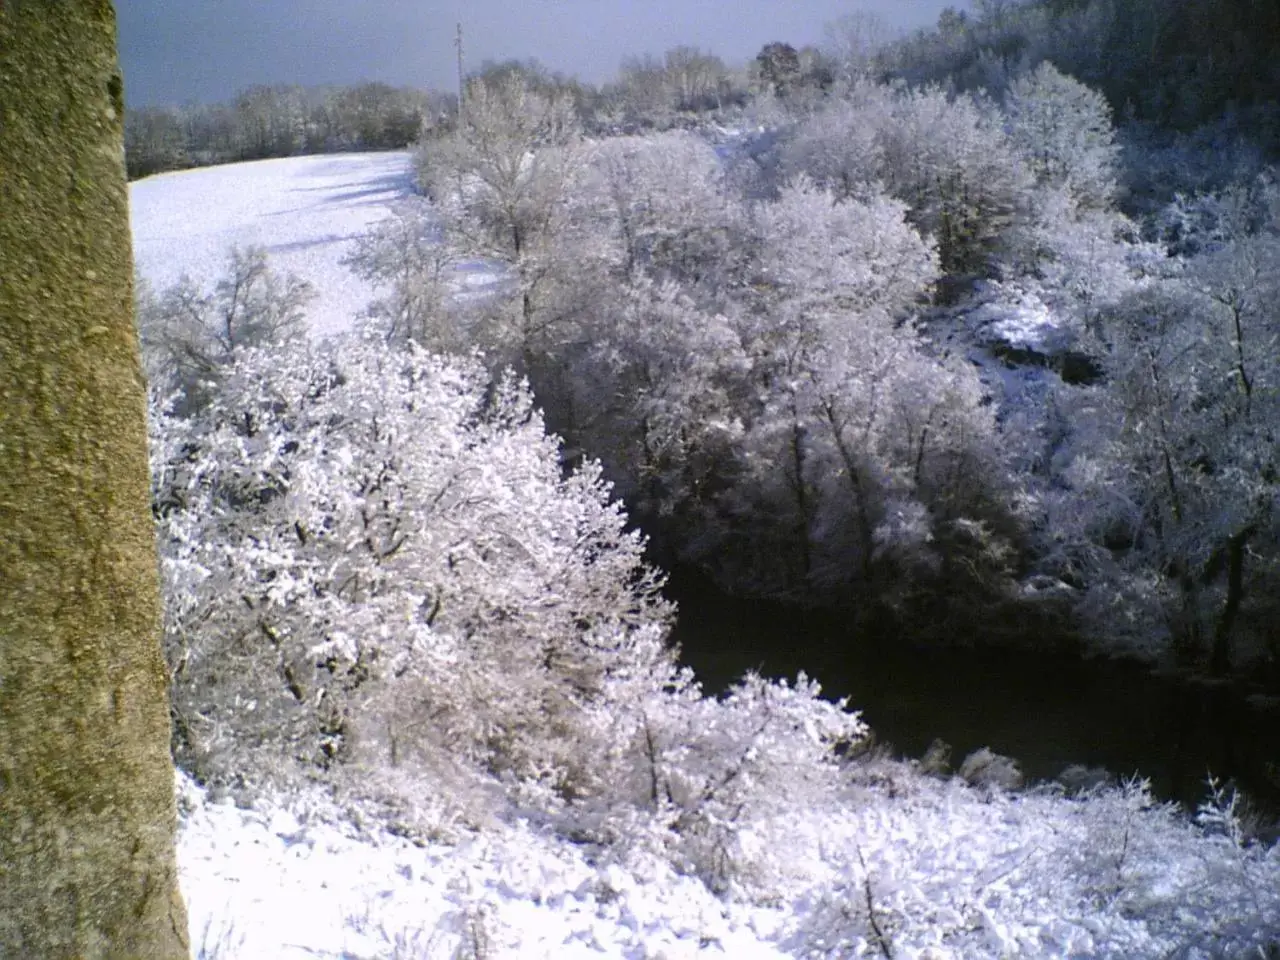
117;0;960;106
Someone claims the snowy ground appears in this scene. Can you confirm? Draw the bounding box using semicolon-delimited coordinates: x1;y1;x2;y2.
179;764;1280;960
180;775;793;960
130;152;416;337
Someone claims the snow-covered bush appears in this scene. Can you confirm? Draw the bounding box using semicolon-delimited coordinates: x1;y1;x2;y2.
179;753;1280;959
786;772;1280;958
151;330;677;807
575;671;868;899
958;746;1025;790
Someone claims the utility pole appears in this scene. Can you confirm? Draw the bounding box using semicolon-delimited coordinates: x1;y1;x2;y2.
455;20;465;123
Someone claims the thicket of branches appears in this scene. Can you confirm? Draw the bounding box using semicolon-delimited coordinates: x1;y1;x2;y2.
394;57;1280;678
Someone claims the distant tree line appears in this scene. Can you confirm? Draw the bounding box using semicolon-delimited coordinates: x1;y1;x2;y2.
884;0;1280;139
125;82;452;180
450;5;1280;153
129;0;1280;183
125;42;846;181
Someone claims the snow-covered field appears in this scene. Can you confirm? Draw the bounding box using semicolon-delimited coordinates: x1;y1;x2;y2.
138;154;1280;959
130;152;415;337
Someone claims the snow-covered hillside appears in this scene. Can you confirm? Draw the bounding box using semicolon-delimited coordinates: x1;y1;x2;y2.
140;152;1280;959
130;152;415;337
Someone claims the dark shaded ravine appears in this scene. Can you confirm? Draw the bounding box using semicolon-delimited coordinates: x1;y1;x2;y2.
665;567;1280;816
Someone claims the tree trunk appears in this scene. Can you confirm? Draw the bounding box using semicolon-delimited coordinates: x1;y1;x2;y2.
0;3;190;956
822;400;875;584
1210;528;1252;677
788;413;812;583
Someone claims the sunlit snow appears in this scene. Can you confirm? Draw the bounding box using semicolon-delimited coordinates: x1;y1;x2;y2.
178;764;1280;959
139;153;1280;959
130;153;416;338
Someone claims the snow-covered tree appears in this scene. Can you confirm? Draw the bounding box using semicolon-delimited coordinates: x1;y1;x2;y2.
822;11;892;86
152;332;677;804
729;178;937;586
716;178;1006;593
1056;209;1280;667
415;72;595;370
661;46;729;112
609;54;673;125
1004;61;1120;211
570;276;749;521
583;131;747;291
1000;185;1156;340
777;84;889;202
753;42;803;98
137;245;314;410
341;197;457;351
779;83;1034;280
230;84;308;160
753;177;938;322
876;85;1033;278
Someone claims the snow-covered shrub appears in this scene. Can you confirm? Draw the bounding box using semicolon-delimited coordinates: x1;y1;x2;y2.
958;746;1025;791
786;774;1280;959
179;754;1280;960
1057;763;1113;796
152;330;676;806
576;671;869;901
